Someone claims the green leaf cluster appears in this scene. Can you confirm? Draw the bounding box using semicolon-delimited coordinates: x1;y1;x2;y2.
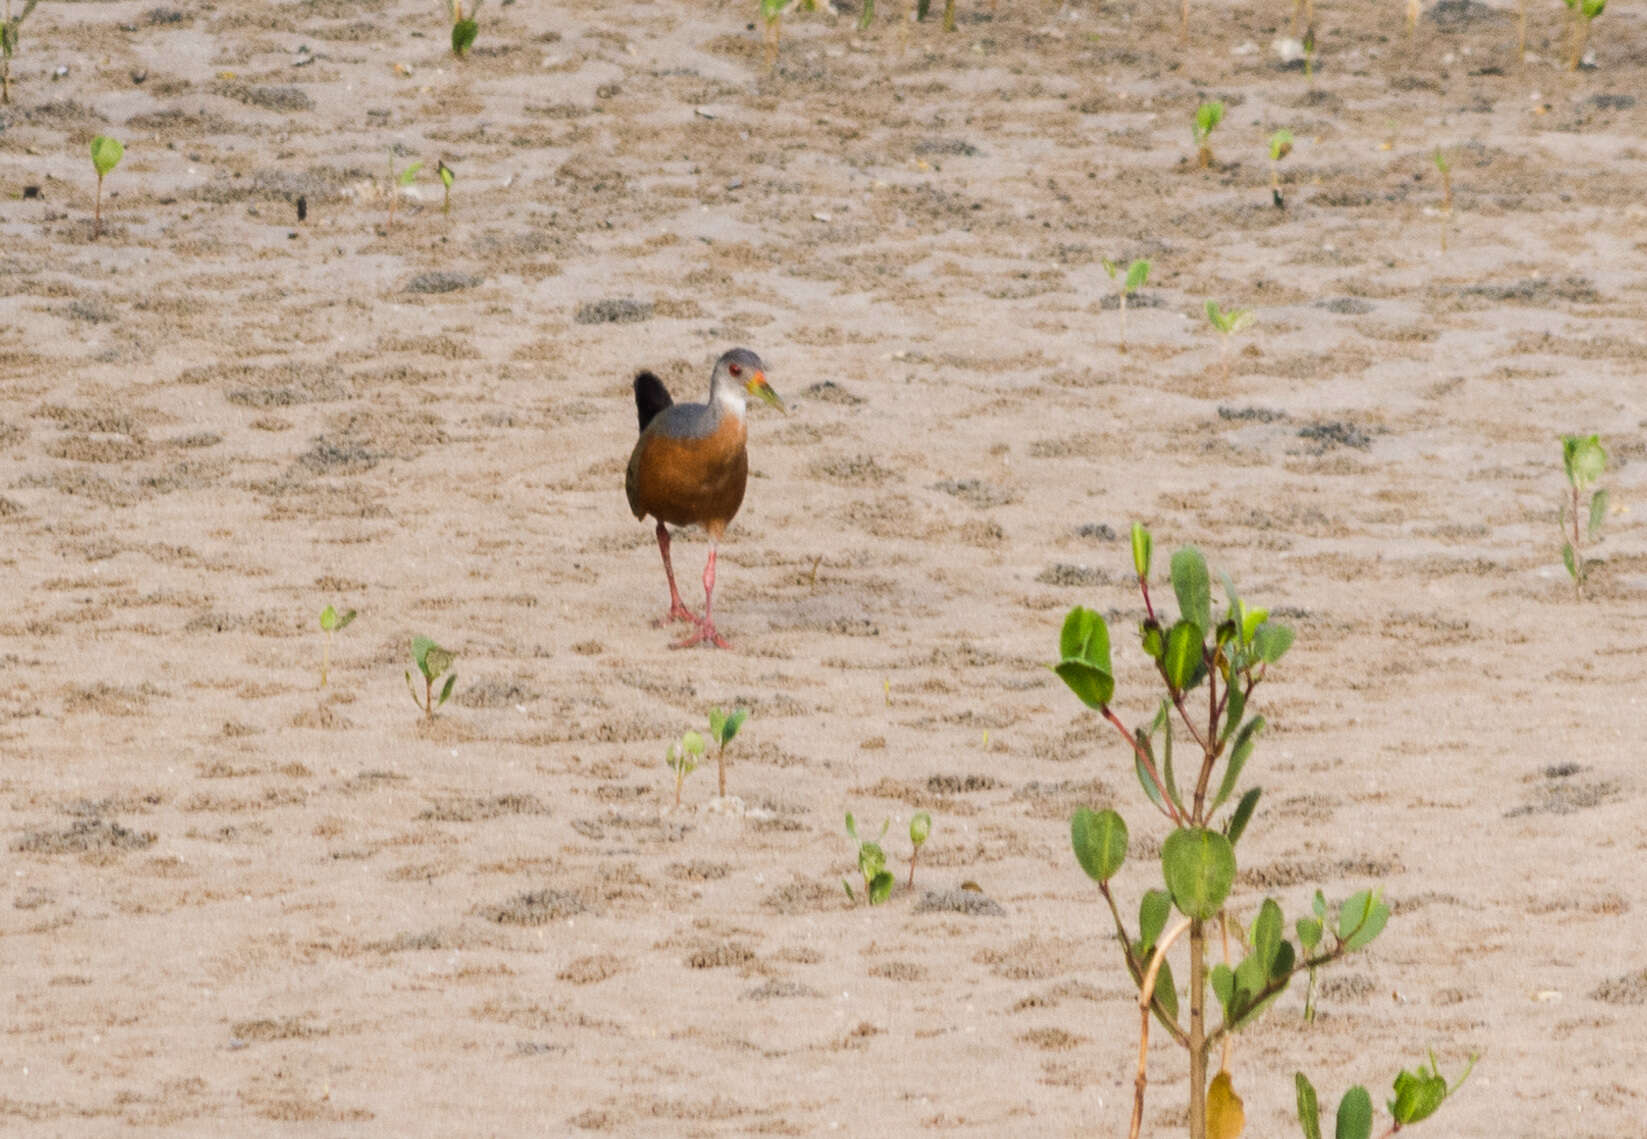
406;635;457;714
1269;128;1294;162
667;730;704;779
451;17;478;54
1205;300;1255;336
1296;1052;1474;1139
1103;257;1151;293
1210;898;1294;1029
708;706;748;750
319;605;356;633
1192;100;1224;144
844;812;894;905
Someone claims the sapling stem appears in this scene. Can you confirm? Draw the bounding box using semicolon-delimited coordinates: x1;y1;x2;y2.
1516;0;1527;60
1130;917;1193;1139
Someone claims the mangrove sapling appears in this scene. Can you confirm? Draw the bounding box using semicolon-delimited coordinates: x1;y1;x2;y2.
1103;258;1151;353
1268;129;1293;208
1055;524;1472;1139
1563;0;1604;69
759;0;784;73
1559;433;1608;598
1192;101;1223;169
318;604;356;687
447;0;480;56
665;730;705;808
1295;1053;1474;1139
906;810;932;888
90;135;122;239
437;160;454;214
1432;147;1453;253
386;156;422;231
843;812;894;905
1204;301;1254;383
406;635;456;719
1;0;41;104
707;705;748;798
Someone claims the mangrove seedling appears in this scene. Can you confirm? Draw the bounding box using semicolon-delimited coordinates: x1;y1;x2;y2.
90;134;122;239
1056;524;1472;1139
759;0;784;73
406;635;456;719
437;160;454;214
857;0;873;31
1564;0;1604;69
1560;433;1608;598
1;0;42;104
1268;129;1293;208
1204;300;1254;382
1433;147;1453;253
707;705;748;798
907;810;932;888
665;729;705;808
318;604;356;687
447;0;480;56
1296;1054;1475;1139
1192;100;1223;168
843;811;894;905
1103;257;1151;353
1303;23;1317;81
387;155;422;231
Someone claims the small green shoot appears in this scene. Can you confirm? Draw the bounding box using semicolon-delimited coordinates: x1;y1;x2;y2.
707;706;748;798
1433;147;1453;253
843;811;894;905
1295;1053;1475;1139
1406;0;1419;38
448;0;480;56
666;730;705;808
1204;301;1254;382
387;155;422;231
1192;101;1223;168
437;160;454;214
318;604;356;687
1102;257;1151;353
1303;24;1316;81
406;635;456;719
90;134;123;239
943;0;957;32
1560;434;1608;598
1;0;42;105
760;0;785;73
1268;129;1293;209
907;810;932;888
1564;0;1604;69
857;0;874;31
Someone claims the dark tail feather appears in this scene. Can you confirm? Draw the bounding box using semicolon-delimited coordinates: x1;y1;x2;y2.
634;370;673;432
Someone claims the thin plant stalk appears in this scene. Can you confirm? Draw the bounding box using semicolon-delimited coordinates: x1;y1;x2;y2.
1516;0;1527;59
1130;917;1193;1139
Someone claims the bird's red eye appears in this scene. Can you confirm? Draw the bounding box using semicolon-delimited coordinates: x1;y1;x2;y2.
728;362;742;377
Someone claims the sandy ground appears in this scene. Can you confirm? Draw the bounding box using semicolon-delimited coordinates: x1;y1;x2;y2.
3;0;1646;1134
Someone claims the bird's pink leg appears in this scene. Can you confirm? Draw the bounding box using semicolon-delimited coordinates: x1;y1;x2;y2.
654;521;699;625
674;544;731;649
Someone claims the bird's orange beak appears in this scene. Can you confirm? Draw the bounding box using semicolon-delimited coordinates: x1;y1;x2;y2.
746;371;787;414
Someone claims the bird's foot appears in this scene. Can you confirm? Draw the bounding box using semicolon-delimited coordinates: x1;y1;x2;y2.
653;601;700;627
672;618;731;650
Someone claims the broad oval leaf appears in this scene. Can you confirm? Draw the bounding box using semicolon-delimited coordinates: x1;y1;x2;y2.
1060;606;1112;672
1588;488;1609;539
1207;1070;1246;1139
1161;827;1236;920
411;635;437;674
1334;1086;1373;1139
910;810;932;846
90;135;124;177
1296;915;1323;952
1130;522;1152;578
868;869;894;905
681;730;706;756
1139;888;1172;949
1170;546;1212;633
1390;1068;1447;1124
1055;660;1114;710
1125;258;1151;292
1251;898;1283;966
1162;620;1204;691
1296;1073;1323;1139
424;646;456;678
451;17;479;54
1070;807;1128;883
1251;621;1294;664
1209;962;1235;1013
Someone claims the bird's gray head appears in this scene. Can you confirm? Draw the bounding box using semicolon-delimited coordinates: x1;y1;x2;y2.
710;348;785;414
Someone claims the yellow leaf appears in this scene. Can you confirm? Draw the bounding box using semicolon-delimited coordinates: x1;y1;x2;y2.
1207;1070;1246;1139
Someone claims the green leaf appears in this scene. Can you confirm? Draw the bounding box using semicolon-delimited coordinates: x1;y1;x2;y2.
1562;541;1578;581
1102;258;1119;280
1130;522;1152;579
424;645;455;680
333;608;356;631
437;673;455;708
1588;488;1608;539
1194;100;1224;140
1296;1073;1323;1139
1390;1065;1448;1124
411;635;437;679
682;730;706;755
868;869;894;905
1239;605;1268;644
1055;660;1115;711
1133;734;1167;813
1125;258;1151;292
1161;827;1236;920
1341;890;1390;951
1269;128;1294;161
1170;547;1212;633
1582;0;1605;18
1251;622;1294;664
451;17;478;54
1563;434;1605;487
1226;786;1260;845
1210;962;1234;1012
1334;1086;1372;1139
910;810;932;847
763;0;787;19
405;669;419;708
1162;620;1204;691
1213;715;1263;809
1140;621;1165;661
858;841;887;880
1159;714;1184;815
1139;889;1172;949
1251;897;1282;966
1296;916;1322;952
90;135;124;177
845;811;859;840
438;161;454;189
320;604;338;630
1222;682;1246;743
397;161;424;186
1060;606;1112;671
1070;807;1128;883
1313;890;1327;918
1151;957;1178;1018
